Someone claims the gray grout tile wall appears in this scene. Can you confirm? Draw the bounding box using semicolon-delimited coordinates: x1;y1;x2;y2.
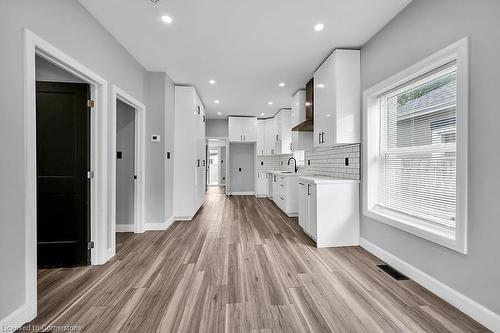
256;154;294;173
301;144;361;180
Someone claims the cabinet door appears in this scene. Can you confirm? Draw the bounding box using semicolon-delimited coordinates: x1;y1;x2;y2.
256;172;268;196
257;120;266;155
265;118;276;155
279;110;292;154
298;182;308;230
242;117;258;142
313;53;336;147
228;117;243;142
307;184;317;240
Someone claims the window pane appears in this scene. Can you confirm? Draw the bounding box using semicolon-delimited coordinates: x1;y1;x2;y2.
379;65;457;229
387;71;457;149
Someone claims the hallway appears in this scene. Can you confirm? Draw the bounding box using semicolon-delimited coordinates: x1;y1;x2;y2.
28;187;487;332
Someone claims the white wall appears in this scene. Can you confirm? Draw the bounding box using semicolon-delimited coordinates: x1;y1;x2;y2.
36;56;84;83
361;0;500;315
206;119;228;137
0;0;174;320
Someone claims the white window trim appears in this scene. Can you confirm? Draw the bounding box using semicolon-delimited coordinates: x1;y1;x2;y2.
362;37;468;254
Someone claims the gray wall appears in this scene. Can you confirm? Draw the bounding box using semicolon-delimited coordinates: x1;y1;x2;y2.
229;143;255;193
143;73;166;224
0;0;173;319
206;119;228;137
116;100;135;226
360;0;500;314
36;56;84;83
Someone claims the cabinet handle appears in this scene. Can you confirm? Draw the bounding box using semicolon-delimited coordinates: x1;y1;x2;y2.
307;184;311;196
299;182;304;185
318;133;321;144
244;135;246;141
240;135;242;141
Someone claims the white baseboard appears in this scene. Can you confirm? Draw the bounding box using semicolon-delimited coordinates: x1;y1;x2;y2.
231;191;255;195
174;215;194;221
0;303;36;333
116;224;135;233
255;194;269;198
359;237;500;332
145;217;175;231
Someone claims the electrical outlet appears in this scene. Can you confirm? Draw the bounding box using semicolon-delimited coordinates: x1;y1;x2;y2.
307;160;311;165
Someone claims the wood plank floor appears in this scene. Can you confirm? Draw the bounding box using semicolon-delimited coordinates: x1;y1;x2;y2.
26;186;488;332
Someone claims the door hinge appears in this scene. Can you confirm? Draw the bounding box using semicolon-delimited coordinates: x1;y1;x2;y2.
87;171;95;179
87;100;95;108
88;241;95;250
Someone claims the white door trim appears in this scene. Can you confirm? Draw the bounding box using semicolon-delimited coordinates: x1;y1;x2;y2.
22;28;110;324
111;86;146;249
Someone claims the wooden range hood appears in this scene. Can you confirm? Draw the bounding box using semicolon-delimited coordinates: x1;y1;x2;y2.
292;77;314;132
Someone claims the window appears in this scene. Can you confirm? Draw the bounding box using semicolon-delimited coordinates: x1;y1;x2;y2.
363;39;468;253
378;64;457;229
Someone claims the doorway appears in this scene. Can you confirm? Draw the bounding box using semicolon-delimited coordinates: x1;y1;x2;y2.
208;149;220;185
115;100;136;232
36;80;91;267
206;138;227;191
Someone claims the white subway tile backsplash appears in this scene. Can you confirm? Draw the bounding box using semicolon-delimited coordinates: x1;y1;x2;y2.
301;144;360;180
256;154;294;172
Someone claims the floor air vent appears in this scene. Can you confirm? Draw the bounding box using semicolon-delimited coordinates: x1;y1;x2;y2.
376;264;409;281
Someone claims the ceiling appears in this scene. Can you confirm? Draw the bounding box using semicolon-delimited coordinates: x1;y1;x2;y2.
79;0;411;119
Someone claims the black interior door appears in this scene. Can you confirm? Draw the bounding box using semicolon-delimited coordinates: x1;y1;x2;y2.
36;81;91;267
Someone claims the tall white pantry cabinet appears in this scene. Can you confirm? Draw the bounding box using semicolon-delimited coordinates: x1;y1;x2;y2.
173;86;206;220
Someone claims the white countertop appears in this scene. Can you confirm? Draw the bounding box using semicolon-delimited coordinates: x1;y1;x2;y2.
265;170;297;177
298;175;360;184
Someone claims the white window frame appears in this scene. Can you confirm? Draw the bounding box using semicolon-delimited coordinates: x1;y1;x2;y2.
362;38;468;254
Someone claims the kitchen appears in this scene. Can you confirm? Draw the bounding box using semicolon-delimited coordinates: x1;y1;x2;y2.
2;0;499;332
223;49;361;248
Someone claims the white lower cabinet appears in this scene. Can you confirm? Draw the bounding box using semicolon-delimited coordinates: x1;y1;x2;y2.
256;172;270;197
298;177;359;247
271;173;298;217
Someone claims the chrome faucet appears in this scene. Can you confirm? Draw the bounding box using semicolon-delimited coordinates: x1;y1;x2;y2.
287;157;298;173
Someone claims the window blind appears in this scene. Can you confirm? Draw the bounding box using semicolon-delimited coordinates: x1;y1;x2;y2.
377;63;457;229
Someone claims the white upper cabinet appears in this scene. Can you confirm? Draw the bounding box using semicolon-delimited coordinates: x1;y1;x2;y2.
256;119;266;155
290;90;306;129
229;116;257;142
264;117;276;155
274;109;292;154
314;49;360;148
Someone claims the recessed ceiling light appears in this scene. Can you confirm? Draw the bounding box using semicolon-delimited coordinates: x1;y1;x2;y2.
268;101;273;105
161;15;173;24
217;112;222;115
214;100;220;104
317;83;325;88
279;82;285;87
209;80;216;85
314;23;324;31
261;113;265;116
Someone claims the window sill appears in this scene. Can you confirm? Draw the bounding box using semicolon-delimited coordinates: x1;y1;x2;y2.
364;206;466;254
